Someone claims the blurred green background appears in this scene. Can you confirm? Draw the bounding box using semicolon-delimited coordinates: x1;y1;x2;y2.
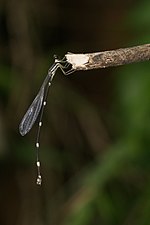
0;0;150;224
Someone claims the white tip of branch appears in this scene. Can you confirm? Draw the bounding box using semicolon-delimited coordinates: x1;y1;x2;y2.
65;53;89;69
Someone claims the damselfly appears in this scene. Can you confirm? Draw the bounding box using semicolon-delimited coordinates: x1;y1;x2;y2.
19;56;73;185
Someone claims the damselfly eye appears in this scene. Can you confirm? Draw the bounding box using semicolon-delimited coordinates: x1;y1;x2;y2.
53;54;58;59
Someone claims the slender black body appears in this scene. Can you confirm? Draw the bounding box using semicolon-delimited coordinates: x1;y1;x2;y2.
19;57;73;185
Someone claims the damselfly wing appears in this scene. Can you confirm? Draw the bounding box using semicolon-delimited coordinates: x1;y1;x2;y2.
19;85;45;136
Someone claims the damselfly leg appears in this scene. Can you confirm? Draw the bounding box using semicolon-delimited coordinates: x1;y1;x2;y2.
54;54;75;75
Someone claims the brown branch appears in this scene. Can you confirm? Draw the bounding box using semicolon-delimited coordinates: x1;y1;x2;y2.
65;44;150;71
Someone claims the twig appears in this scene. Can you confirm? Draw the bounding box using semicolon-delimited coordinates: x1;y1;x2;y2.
65;44;150;71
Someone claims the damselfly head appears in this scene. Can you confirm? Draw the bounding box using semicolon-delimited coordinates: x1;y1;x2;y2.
53;54;59;62
53;54;58;59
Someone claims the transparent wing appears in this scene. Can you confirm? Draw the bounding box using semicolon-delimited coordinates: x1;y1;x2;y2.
19;86;45;136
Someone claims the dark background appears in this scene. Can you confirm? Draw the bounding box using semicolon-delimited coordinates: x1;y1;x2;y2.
0;0;150;225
